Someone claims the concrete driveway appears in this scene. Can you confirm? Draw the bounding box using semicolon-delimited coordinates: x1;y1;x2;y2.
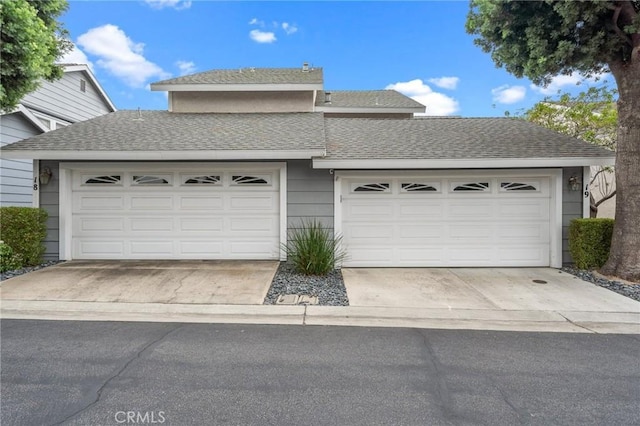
342;268;640;312
0;260;278;305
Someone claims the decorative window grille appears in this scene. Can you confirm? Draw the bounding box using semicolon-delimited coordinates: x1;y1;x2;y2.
500;182;538;191
84;175;121;185
401;183;438;192
232;175;269;185
353;183;390;192
184;175;221;185
452;182;490;192
132;175;170;185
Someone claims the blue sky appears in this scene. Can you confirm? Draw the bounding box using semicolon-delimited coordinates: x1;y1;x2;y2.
60;1;613;116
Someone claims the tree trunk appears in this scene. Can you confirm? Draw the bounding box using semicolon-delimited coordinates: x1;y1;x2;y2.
600;59;640;281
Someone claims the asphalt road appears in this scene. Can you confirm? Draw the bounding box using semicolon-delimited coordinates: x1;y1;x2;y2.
1;320;639;426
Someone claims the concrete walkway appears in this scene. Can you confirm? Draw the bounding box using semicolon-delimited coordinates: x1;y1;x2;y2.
1;300;638;334
0;260;278;305
1;264;638;334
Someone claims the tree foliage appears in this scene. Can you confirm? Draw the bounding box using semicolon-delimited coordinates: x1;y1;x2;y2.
0;0;71;112
466;0;640;281
466;1;640;84
523;86;618;217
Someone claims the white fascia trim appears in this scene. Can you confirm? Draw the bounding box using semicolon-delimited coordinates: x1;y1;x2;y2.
316;106;425;113
63;64;117;112
313;157;616;169
0;149;326;161
583;166;591;218
150;83;323;92
15;105;49;133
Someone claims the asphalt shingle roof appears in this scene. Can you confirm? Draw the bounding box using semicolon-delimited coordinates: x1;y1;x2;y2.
324;117;614;160
1;111;326;152
2;113;613;161
315;90;425;109
151;67;324;86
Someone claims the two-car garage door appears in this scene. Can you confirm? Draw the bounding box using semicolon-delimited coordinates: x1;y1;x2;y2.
340;171;556;267
68;163;281;259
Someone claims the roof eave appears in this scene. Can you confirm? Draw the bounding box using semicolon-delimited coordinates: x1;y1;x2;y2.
312;157;616;169
0;149;326;161
150;83;324;92
316;106;425;113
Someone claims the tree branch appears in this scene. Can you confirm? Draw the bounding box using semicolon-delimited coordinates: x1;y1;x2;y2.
594;190;617;207
611;3;634;46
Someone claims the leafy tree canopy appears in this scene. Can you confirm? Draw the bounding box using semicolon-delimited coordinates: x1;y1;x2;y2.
0;0;71;112
466;0;640;84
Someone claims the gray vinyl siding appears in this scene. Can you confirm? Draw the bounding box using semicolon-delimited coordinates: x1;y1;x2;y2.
286;160;334;233
0;113;40;206
562;167;583;264
39;161;60;260
21;71;113;122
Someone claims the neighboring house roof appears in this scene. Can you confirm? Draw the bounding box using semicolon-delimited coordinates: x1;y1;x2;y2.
313;117;615;169
315;90;425;113
151;67;324;92
0;110;326;160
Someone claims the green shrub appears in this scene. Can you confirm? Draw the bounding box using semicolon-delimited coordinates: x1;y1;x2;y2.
0;207;48;266
0;241;23;272
568;218;614;269
283;220;347;276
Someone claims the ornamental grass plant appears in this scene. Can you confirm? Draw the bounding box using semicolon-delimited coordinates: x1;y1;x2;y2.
283;220;346;276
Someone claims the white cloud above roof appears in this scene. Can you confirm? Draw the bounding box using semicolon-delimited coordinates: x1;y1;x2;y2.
176;60;196;76
427;76;459;90
144;0;191;10
58;44;94;71
386;79;459;116
491;85;526;104
77;24;170;88
282;22;298;35
249;29;277;43
530;72;610;95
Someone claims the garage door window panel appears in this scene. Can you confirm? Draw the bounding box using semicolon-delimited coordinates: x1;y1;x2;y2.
132;175;172;185
401;182;440;193
232;175;271;186
500;181;539;192
182;175;221;185
83;175;122;185
351;183;390;193
451;182;490;192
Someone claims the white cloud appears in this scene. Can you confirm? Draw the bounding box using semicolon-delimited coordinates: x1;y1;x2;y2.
491;85;526;104
144;0;191;10
249;29;276;44
282;22;298;35
249;18;264;26
386;79;459;116
77;24;170;88
427;76;459;90
58;44;94;71
530;72;610;95
176;60;196;76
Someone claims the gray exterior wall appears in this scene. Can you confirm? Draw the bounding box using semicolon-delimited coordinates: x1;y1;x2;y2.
39;161;60;261
171;91;314;113
1;70;113;207
21;71;113;122
0;114;40;206
287;160;334;234
562;167;584;264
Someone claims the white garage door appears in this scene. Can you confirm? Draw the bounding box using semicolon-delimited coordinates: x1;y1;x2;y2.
70;164;281;259
340;172;553;267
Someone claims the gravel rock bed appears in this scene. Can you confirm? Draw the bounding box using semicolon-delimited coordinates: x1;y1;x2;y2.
264;262;349;306
561;266;640;302
1;261;63;281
